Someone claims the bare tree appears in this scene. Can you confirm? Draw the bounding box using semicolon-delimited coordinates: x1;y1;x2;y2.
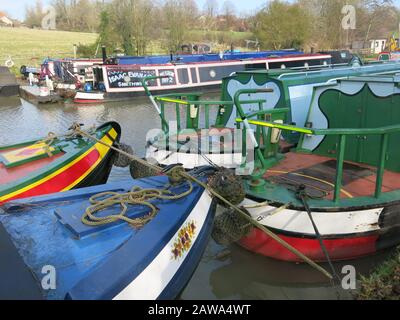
163;0;198;53
112;0;156;55
221;0;236;31
202;0;219;31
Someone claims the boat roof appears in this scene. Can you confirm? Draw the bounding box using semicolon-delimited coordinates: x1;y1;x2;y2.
116;50;306;65
230;61;400;82
338;73;400;83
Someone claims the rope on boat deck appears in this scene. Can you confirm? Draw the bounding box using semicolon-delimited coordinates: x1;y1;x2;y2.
82;182;193;228
72;124;334;280
38;132;57;157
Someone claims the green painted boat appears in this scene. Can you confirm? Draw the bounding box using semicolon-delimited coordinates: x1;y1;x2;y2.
143;62;400;171
217;61;400;144
229;75;400;262
142;72;400;262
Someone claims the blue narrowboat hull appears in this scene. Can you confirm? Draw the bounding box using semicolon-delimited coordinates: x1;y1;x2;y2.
0;169;216;300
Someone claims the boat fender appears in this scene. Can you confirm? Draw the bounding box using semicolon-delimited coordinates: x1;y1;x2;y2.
84;83;93;92
190;104;198;119
162;164;186;185
20;65;27;75
113;143;134;168
271;120;283;144
208;168;245;207
129;157;160;179
211;208;253;246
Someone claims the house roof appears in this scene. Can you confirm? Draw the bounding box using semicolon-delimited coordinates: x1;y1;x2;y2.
0;12;6;18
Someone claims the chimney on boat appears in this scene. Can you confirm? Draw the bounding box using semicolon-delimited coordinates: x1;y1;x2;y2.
102;46;107;64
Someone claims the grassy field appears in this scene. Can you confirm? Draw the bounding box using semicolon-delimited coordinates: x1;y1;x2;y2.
0;27;253;76
0;27;97;76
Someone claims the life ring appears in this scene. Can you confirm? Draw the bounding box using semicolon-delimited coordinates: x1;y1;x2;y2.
5;57;14;68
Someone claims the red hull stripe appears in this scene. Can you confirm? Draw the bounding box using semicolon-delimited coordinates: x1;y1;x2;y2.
239;228;379;262
4;148;100;203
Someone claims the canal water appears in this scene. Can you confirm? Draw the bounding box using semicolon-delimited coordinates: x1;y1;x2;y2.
0;96;395;300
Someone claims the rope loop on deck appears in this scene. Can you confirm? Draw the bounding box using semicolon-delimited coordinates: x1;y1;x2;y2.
81;182;193;227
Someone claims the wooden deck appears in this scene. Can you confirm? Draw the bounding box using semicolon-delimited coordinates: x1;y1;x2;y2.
19;86;63;104
265;152;400;200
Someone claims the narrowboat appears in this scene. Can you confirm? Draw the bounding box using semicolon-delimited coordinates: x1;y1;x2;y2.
0;122;121;204
228;76;400;262
73;51;332;103
0;166;217;300
144;61;400;170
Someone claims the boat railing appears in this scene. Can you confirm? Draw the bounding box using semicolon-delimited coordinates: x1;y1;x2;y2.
276;60;400;80
234;89;400;203
155;94;236;132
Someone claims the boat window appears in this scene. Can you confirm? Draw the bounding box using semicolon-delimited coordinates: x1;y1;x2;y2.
191;68;198;83
379;54;390;61
177;69;190;84
245;63;267;70
94;68;104;82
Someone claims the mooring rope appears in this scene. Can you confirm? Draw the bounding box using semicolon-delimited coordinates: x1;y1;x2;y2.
71;123;333;280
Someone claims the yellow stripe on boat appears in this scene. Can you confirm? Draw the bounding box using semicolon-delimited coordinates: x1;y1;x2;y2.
155;97;190;105
62;129;116;191
236;118;314;135
0;128;117;203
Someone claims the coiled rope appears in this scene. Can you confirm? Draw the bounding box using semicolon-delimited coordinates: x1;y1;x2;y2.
82;178;193;227
70;123;334;280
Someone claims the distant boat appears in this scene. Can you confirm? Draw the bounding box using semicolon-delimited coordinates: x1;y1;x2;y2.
62;50;332;103
0;122;121;204
0;167;217;300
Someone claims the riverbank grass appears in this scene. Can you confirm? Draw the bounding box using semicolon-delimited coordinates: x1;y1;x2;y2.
0;27;97;75
357;249;400;300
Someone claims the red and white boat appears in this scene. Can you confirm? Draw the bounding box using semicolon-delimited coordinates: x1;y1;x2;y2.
223;75;400;262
